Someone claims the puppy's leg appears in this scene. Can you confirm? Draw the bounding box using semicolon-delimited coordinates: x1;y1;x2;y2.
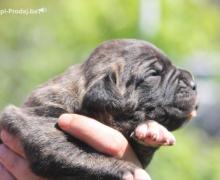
0;106;150;180
133;120;176;147
130;120;176;167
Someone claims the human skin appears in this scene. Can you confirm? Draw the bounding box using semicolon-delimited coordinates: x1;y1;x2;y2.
0;114;174;180
0;114;143;180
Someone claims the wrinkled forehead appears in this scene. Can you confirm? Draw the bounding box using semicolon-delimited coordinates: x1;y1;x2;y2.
90;39;168;58
121;42;173;70
84;39;174;76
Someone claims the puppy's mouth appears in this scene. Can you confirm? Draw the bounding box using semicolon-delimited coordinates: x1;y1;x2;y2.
173;87;198;117
186;109;197;120
158;94;198;131
164;104;197;121
173;96;198;120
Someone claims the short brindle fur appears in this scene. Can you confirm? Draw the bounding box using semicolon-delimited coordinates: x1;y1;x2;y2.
0;39;197;180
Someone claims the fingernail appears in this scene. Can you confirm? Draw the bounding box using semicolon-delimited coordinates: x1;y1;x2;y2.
58;114;72;129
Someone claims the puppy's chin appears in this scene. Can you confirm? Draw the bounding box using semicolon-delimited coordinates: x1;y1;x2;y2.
175;97;197;112
161;96;198;131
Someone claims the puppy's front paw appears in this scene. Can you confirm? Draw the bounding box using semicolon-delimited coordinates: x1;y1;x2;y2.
132;120;176;147
121;168;151;180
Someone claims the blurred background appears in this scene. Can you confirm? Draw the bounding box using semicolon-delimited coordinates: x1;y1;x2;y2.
0;0;219;179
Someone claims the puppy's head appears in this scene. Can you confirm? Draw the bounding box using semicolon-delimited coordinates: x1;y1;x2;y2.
82;39;198;132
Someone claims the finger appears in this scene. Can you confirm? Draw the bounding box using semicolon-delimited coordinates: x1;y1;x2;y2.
0;163;16;180
0;144;43;180
1;130;25;158
58;114;127;157
58;114;142;167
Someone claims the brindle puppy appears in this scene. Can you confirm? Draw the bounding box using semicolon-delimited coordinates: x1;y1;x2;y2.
0;39;197;180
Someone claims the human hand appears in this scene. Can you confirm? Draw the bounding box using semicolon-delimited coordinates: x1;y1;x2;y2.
0;130;45;180
0;114;143;180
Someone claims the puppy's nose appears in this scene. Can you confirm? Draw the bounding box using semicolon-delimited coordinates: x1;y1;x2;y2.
190;80;197;91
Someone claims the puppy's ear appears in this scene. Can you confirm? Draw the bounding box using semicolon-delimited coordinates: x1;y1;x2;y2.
82;69;124;115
